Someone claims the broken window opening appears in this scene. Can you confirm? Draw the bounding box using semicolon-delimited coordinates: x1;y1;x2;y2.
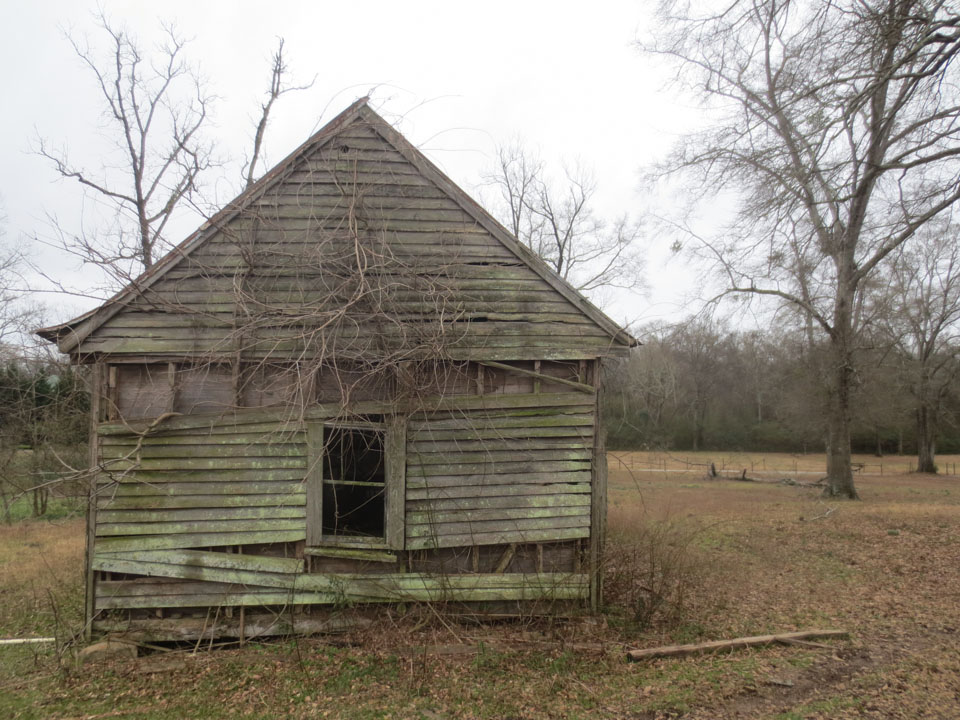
321;426;386;539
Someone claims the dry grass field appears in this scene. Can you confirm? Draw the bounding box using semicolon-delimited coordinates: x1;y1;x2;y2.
1;453;958;719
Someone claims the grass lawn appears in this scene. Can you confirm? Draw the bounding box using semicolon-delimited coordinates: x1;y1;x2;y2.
1;454;958;719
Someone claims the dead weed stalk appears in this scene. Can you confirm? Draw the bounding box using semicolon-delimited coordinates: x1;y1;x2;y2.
603;511;707;630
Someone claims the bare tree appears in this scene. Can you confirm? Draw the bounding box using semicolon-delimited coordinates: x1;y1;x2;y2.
882;225;960;472
484;142;644;295
38;11;213;278
645;0;960;498
0;206;87;521
605;330;679;447
243;38;316;190
669;318;727;451
0;201;42;347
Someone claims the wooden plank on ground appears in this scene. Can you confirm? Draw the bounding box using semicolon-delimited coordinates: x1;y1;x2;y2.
625;630;850;662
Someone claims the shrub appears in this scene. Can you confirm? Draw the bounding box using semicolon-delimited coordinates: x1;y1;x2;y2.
603;512;704;630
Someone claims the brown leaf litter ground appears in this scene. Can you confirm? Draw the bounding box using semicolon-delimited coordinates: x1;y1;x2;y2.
0;452;957;718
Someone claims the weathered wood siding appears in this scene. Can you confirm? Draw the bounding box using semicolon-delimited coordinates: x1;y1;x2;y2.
72;117;619;361
405;393;594;550
96;416;307;553
90;388;594;615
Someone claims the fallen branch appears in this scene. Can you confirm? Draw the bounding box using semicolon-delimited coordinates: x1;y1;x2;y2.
625;629;848;662
765;677;795;687
775;637;835;650
804;506;837;522
779;475;825;488
722;469;824;488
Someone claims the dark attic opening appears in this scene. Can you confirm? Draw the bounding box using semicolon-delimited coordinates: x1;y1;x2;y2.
321;426;386;539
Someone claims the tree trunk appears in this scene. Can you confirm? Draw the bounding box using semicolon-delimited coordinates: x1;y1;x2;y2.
693;411;704;452
32;486;48;518
824;337;859;499
916;403;938;473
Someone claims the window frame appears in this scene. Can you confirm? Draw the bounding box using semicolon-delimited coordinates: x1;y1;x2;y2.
305;415;405;551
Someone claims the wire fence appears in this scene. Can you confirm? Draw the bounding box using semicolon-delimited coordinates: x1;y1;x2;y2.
607;452;960;478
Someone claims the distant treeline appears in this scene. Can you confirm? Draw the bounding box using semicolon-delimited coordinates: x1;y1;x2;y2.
602;318;960;456
0;356;89;521
0;361;88;448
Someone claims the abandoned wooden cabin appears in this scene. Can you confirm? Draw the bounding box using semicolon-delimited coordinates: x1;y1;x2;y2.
38;98;637;641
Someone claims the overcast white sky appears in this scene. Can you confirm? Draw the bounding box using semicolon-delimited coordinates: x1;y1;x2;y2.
0;0;701;333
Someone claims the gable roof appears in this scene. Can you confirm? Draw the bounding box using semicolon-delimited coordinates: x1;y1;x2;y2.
38;98;638;355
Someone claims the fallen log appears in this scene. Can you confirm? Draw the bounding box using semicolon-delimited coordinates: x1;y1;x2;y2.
625;629;849;662
725;469;824;488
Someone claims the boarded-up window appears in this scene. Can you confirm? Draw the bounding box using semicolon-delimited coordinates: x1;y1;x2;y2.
540;360;584;393
483;361;535;394
316;364;391;404
241;362;303;407
410;361;474;397
114;364;172;420
174;364;234;414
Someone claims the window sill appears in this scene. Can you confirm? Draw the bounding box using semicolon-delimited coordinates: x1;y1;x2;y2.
304;545;398;563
